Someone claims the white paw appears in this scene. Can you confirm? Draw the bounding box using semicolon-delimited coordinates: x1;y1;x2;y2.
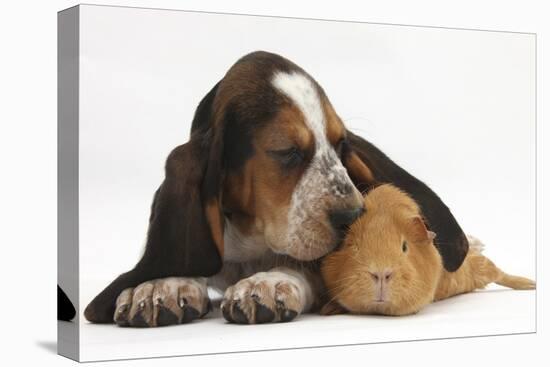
221;270;310;324
114;277;210;327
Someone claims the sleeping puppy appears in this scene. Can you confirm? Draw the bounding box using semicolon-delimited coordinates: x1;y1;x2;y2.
84;51;469;326
321;184;535;316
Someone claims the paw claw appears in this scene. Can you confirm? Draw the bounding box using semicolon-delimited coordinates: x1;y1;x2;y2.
221;302;233;323
280;309;298;323
114;305;130;326
232;302;249;324
156;305;179;326
130;311;149;327
181;305;200;324
117;304;128;313
113;278;210;328
222;272;305;324
178;297;187;308
254;300;275;324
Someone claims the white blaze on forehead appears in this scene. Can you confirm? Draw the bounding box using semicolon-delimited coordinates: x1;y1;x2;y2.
270;70;348;187
271;71;329;155
271;71;356;259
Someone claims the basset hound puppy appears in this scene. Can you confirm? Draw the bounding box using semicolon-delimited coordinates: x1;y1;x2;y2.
84;51;469;326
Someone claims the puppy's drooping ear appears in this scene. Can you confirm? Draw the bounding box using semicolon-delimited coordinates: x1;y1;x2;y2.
344;130;468;272
342;137;377;194
84;83;225;323
344;150;376;192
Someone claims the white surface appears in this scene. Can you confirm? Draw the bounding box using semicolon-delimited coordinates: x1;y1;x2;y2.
78;286;536;362
1;0;547;366
77;6;536;360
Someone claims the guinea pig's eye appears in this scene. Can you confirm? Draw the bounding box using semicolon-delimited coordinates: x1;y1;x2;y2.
402;241;408;253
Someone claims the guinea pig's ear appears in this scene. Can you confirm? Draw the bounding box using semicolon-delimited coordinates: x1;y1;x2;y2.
320;301;349;316
410;216;436;244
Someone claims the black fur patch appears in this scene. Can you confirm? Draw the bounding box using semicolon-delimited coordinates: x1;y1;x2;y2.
57;286;76;322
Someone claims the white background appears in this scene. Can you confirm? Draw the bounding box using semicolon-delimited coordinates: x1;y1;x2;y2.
0;0;547;366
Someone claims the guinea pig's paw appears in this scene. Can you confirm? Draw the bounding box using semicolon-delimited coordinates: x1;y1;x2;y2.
113;277;210;327
221;270;307;324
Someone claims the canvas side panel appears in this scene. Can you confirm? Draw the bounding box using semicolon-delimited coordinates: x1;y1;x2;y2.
57;5;80;362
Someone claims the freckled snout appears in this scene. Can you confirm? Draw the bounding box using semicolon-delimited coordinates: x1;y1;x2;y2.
329;207;365;232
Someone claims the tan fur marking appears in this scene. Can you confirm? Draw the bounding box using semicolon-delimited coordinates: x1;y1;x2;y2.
321;95;346;146
345;152;376;187
205;199;224;257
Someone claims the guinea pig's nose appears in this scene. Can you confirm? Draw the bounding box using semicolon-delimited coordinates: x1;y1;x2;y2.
370;270;394;283
329;206;365;231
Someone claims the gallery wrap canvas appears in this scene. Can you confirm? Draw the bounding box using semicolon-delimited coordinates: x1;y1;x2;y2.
58;4;536;362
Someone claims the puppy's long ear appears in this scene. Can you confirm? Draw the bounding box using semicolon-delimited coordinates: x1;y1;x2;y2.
343;130;468;272
84;83;225;323
342;131;377;193
343;150;376;192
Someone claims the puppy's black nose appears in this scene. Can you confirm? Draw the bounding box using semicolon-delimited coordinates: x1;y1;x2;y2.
329;207;365;231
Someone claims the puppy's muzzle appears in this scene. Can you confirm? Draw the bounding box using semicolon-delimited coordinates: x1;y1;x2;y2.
329;207;365;233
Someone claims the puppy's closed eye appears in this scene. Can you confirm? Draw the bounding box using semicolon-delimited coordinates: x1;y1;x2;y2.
268;147;305;169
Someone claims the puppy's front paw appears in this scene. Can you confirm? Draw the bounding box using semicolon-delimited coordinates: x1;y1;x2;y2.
114;277;210;327
221;270;309;324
